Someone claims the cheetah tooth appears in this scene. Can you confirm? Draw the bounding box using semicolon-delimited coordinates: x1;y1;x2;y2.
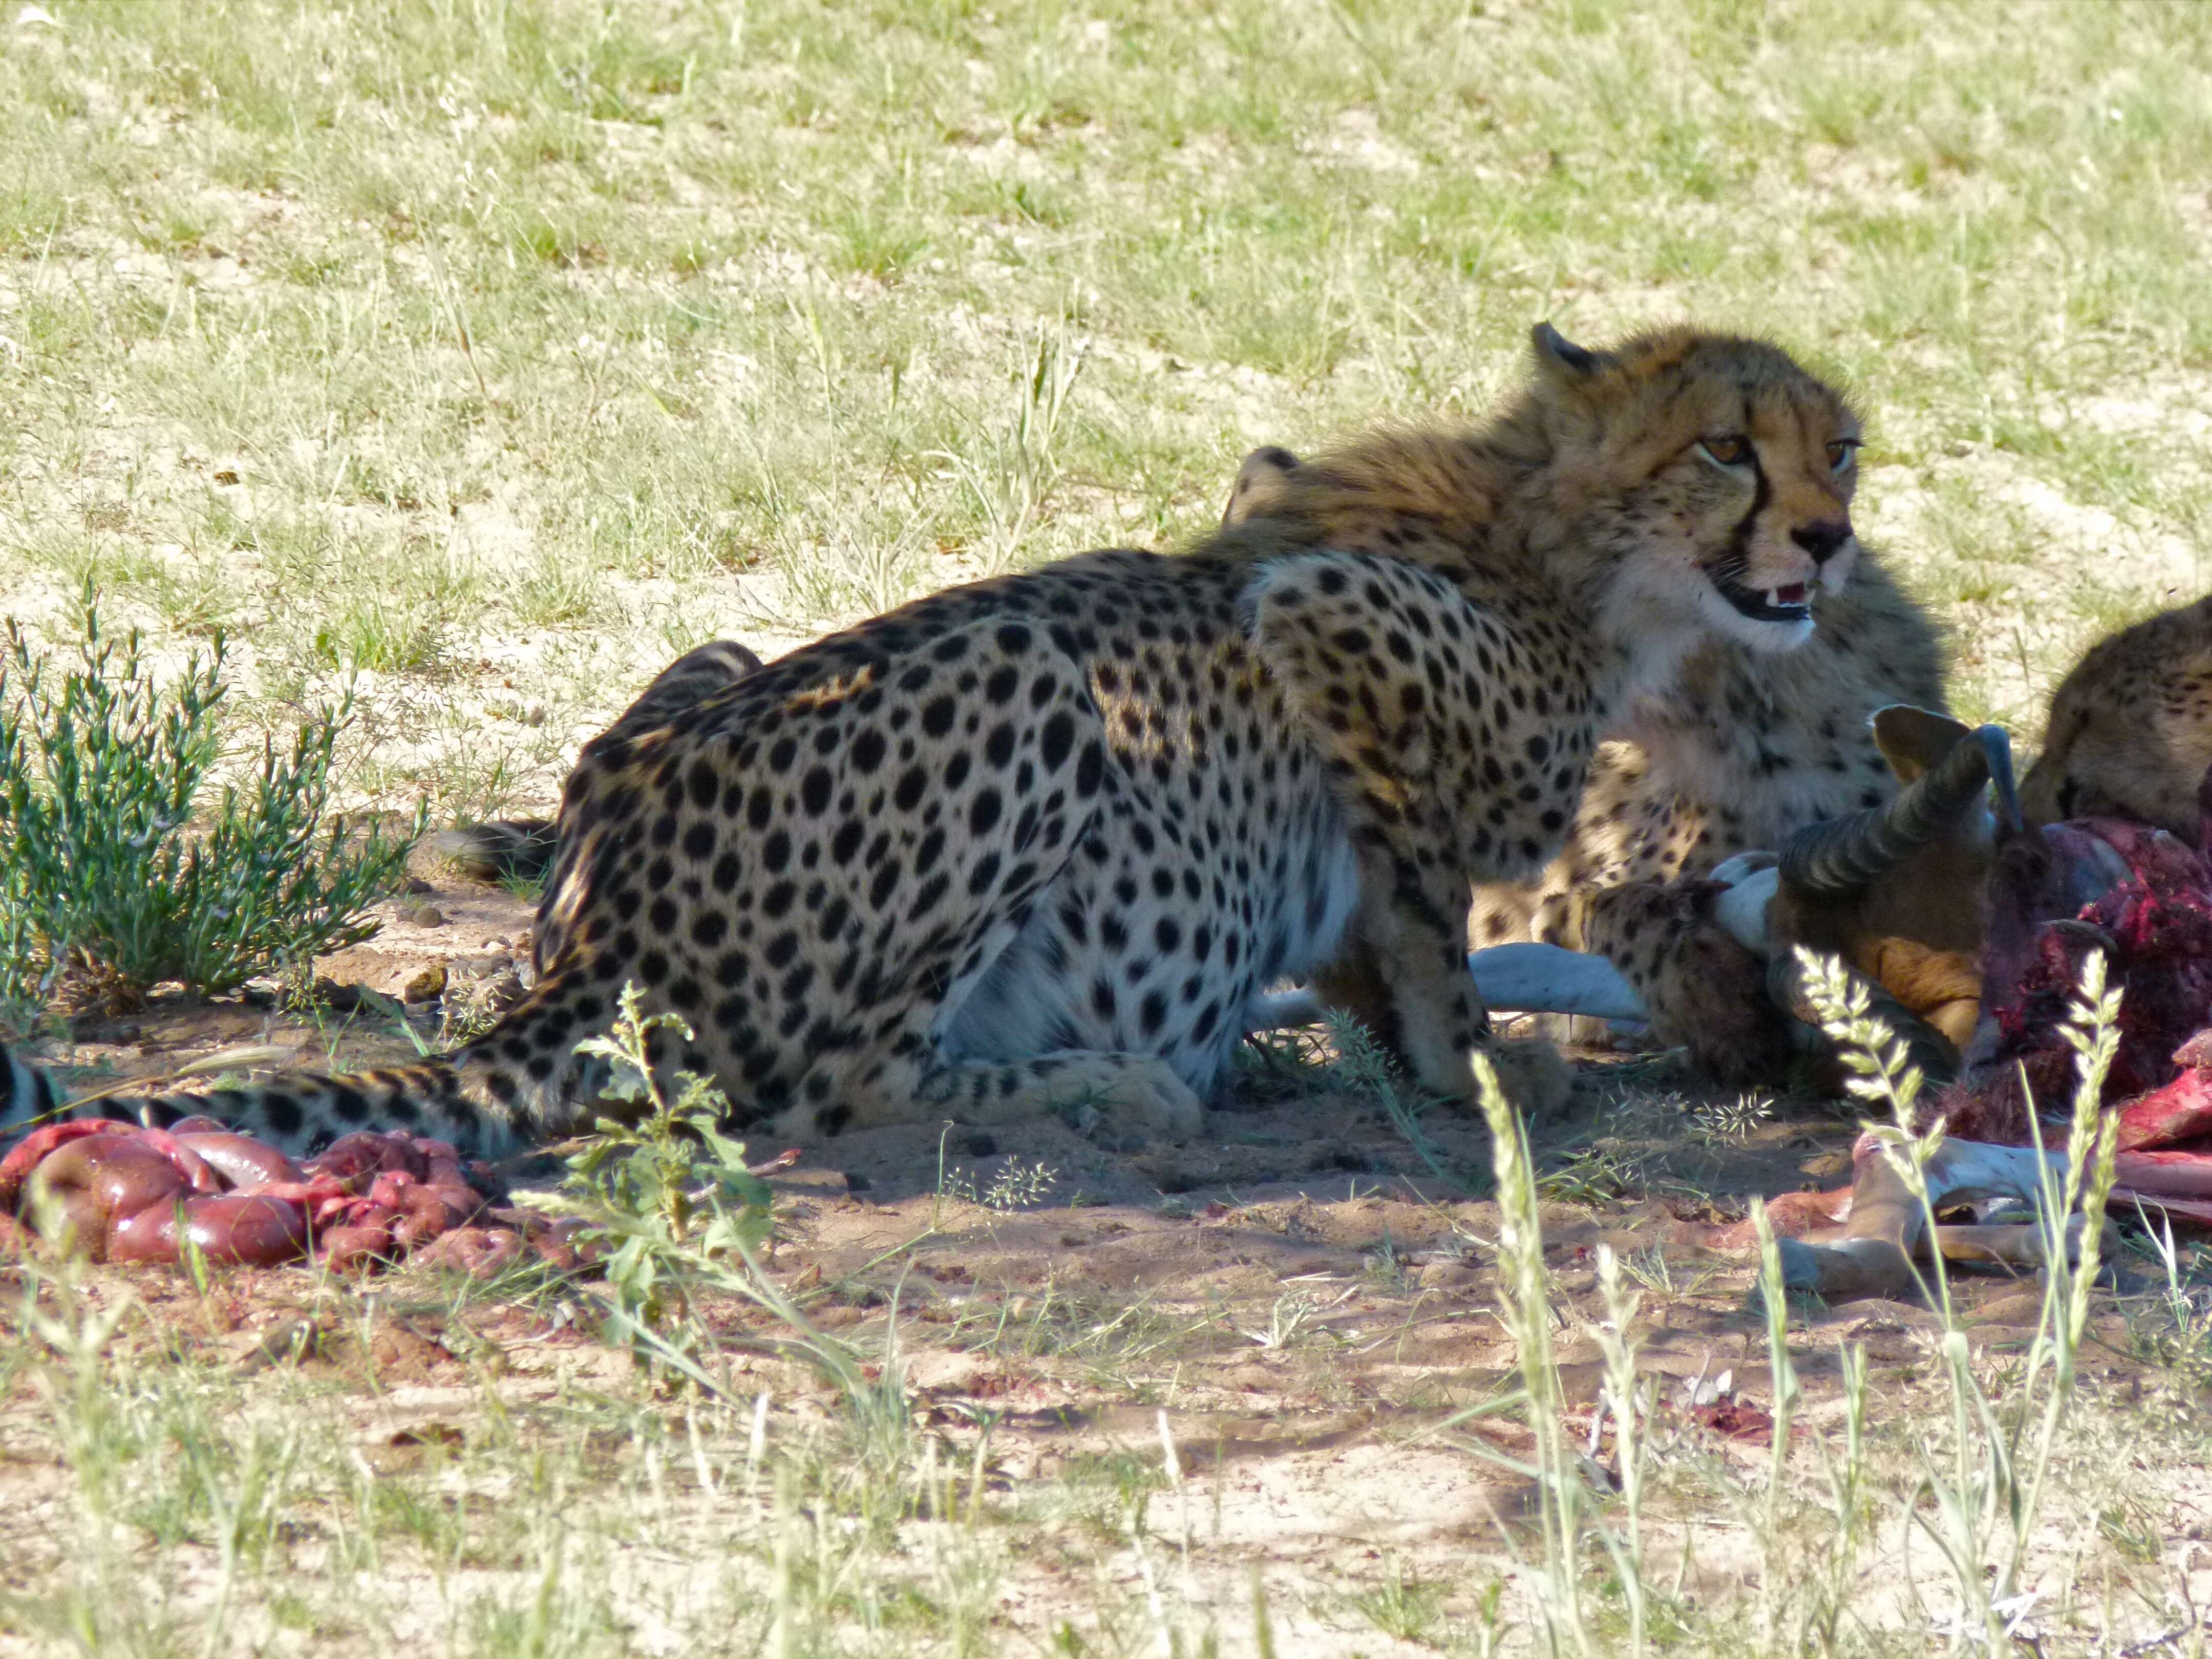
1465;943;1649;1022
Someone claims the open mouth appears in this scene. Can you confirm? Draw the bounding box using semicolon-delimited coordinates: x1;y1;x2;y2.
1711;573;1811;624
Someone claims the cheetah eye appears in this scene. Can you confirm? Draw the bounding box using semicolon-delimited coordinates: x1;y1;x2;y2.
1698;436;1753;468
1825;438;1861;473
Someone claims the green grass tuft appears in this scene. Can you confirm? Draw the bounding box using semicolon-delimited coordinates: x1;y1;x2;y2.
0;582;420;1016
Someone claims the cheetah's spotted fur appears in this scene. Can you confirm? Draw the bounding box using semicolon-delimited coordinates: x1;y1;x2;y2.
2018;594;2212;846
5;325;1873;1156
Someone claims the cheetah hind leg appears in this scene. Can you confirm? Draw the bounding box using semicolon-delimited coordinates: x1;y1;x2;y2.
926;1051;1205;1142
774;1050;1205;1146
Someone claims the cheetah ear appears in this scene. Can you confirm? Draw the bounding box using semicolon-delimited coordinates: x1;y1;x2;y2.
1531;323;1613;381
1222;445;1301;527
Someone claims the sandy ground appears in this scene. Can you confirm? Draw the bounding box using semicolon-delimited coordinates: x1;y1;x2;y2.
12;856;2200;1653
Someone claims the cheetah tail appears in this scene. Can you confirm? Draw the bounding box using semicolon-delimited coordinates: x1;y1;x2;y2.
0;1036;518;1160
3;1039;63;1133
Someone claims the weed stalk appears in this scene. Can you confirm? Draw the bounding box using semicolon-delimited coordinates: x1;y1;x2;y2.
1475;1050;1591;1655
1797;946;2124;1649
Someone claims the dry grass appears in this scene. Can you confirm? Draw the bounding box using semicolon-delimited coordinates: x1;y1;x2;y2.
6;0;2212;810
7;973;2212;1656
8;1;2212;1653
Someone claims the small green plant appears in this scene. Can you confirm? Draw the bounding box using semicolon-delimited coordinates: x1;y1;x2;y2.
984;1159;1058;1211
1687;1090;1775;1145
547;984;776;1368
537;985;910;1459
1536;1139;1644;1205
2128;1207;2212;1385
0;584;420;1014
1366;1230;1411;1289
1347;1560;1448;1646
1323;1008;1488;1194
435;969;516;1047
939;1157;1062;1213
1794;945;2121;1647
1472;1049;1602;1650
932;326;1084;573
1237;1290;1320;1351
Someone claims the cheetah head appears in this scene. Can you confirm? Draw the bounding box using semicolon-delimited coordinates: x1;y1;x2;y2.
1527;323;1863;662
2017;595;2212;846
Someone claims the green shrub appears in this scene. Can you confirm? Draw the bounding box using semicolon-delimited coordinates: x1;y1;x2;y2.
0;585;422;1014
532;984;778;1385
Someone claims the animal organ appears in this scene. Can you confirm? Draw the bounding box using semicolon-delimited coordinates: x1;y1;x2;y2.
0;1116;591;1274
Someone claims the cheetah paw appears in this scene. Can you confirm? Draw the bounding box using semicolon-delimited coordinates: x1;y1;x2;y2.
1472;1035;1575;1119
1042;1054;1205;1142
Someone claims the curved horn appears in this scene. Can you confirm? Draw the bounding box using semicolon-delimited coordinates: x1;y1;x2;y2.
1780;725;2013;899
1985;721;2023;836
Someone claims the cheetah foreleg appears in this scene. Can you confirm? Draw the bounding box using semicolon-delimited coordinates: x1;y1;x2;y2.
1247;552;1573;1117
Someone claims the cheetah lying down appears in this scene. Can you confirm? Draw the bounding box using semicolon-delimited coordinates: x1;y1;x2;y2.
5;324;1869;1158
435;655;1661;1030
449;426;1946;1079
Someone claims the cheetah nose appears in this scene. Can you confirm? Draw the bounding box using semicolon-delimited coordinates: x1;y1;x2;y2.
1792;519;1854;563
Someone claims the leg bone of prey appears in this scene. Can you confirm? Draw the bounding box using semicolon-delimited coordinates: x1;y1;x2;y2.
1241;944;1651;1034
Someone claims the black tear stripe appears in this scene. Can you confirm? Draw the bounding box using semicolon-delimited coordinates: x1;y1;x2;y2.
1722;450;1771;578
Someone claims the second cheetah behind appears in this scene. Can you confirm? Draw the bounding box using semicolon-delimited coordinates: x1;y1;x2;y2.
2019;594;2212;844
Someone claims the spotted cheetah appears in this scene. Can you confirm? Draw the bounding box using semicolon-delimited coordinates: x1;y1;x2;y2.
2018;594;2212;844
4;324;1868;1158
445;428;1944;1087
1221;435;1949;1082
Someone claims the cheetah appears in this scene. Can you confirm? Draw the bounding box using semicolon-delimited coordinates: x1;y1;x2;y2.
441;429;1945;1086
4;323;1868;1159
1222;439;1949;1082
2018;594;2212;844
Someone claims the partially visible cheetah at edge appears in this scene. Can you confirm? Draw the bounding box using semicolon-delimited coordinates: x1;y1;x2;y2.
1227;431;1948;1082
2018;593;2212;844
5;324;1871;1158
